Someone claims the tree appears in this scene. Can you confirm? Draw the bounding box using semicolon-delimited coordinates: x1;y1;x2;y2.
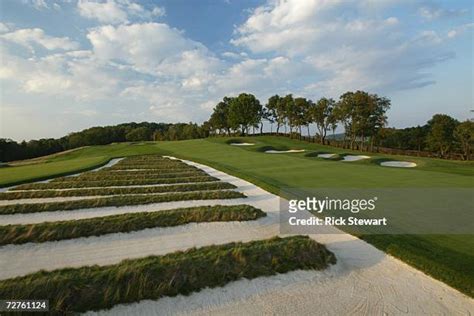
336;91;390;150
125;127;153;141
260;106;272;134
266;95;281;133
454;120;473;160
209;97;232;135
282;94;296;135
327;110;338;141
311;97;336;144
227;93;261;135
426;114;458;157
294;97;311;137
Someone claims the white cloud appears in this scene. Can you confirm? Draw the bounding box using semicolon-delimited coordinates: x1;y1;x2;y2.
447;23;474;39
77;0;166;24
151;6;166;17
0;28;79;51
87;23;221;77
22;0;49;10
0;23;10;33
21;0;68;10
2;0;471;140
231;0;457;94
419;5;468;21
78;0;128;24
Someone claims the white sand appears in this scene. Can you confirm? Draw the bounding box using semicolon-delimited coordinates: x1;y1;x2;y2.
317;153;336;158
1;157;472;315
0;189;233;206
230;143;255;146
7;181;217;192
60;158;125;178
0;198;251;226
381;161;417;168
342;155;371;161
87;158;125;172
265;149;305;154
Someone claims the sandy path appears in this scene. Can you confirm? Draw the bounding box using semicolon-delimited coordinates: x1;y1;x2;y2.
1;157;472;315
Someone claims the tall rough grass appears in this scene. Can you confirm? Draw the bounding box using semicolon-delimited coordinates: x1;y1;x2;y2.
11;176;219;190
0;205;265;245
0;191;246;214
0;182;236;200
49;171;207;182
0;236;336;313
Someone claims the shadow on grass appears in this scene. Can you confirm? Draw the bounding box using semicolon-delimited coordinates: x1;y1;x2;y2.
255;145;303;153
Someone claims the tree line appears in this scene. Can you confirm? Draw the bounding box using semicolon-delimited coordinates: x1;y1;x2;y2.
0;122;209;162
1;91;472;162
208;91;391;150
206;91;472;160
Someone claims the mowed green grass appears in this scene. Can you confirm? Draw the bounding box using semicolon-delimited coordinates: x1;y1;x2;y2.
156;137;474;296
1;136;473;295
0;143;169;187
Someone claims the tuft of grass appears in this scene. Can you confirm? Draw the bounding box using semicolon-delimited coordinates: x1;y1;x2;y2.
0;236;336;313
0;190;246;215
0;182;236;200
49;171;207;182
11;176;219;190
0;205;265;245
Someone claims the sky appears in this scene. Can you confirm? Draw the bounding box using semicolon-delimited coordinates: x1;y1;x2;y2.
0;0;472;141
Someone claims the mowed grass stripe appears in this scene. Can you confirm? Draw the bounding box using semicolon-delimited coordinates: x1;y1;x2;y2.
0;236;336;313
0;205;265;245
0;182;237;200
11;176;219;190
0;191;246;214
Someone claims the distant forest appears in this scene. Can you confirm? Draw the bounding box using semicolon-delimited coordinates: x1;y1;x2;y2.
1;90;472;162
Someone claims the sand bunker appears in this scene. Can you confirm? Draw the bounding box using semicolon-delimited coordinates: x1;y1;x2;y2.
342;155;370;162
1;156;472;314
230;143;255;146
318;153;336;158
80;158;473;315
265;149;305;154
90;158;124;172
380;161;417;168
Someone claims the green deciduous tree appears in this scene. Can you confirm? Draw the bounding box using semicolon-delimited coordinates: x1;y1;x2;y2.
454;120;473;160
426;114;459;157
311;97;336;144
228;93;262;135
209;97;233;135
125;127;153;142
336;91;390;150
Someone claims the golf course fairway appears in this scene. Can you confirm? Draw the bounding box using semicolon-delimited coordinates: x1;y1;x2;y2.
1;136;473;297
